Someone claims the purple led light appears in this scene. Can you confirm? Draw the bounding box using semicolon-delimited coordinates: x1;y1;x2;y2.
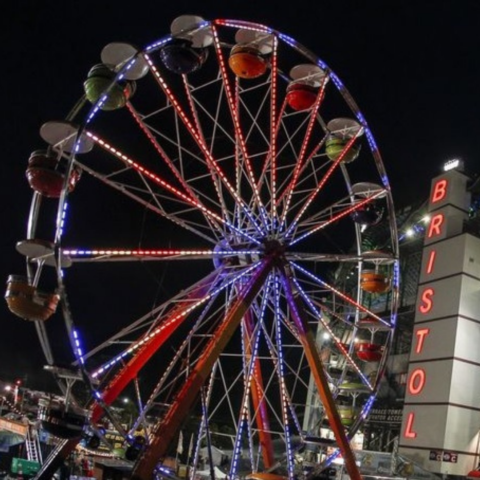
273;276;295;476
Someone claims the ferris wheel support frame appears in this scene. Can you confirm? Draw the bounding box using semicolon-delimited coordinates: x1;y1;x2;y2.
132;257;273;479
281;266;362;480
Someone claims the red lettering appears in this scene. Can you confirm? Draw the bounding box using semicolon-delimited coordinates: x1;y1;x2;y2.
431;179;448;203
426;250;436;274
408;369;426;395
415;328;430;354
427;214;444;238
404;412;417;439
419;288;434;314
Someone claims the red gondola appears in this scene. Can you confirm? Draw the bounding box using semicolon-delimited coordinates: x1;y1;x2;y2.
356;342;383;362
26;150;81;198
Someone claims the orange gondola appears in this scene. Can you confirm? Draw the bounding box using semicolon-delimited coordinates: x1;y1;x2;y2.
229;45;268;79
360;270;390;294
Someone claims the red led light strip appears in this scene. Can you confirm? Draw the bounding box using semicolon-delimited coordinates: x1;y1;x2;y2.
279;76;329;227
144;53;263;235
211;25;267;225
287;129;363;237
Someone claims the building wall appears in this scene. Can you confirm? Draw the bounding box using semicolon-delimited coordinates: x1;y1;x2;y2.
398;168;480;476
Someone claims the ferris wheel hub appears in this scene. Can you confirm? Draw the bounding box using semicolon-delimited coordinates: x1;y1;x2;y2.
262;238;285;256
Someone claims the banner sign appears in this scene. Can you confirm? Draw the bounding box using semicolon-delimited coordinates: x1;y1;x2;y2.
429;450;458;463
366;408;403;424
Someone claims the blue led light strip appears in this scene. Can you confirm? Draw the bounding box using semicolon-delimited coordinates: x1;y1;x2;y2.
291;262;390;327
273;275;295;478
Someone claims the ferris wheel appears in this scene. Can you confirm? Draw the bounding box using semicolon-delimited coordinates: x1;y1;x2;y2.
6;15;400;480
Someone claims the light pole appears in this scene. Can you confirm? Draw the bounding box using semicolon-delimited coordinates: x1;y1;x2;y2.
122;397;132;430
2;385;12;414
13;380;21;405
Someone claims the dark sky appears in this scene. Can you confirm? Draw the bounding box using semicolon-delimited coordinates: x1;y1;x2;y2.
1;0;479;389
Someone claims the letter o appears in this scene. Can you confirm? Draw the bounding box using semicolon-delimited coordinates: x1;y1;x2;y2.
409;368;426;395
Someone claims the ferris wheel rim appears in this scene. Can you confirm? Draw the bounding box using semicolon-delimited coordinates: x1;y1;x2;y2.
16;16;400;480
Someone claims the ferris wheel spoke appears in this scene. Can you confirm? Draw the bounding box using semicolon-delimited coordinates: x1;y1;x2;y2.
290;189;387;246
181;74;260;228
275;133;329;214
264;112;325;227
211;27;271;231
235;82;275;202
89;267;254;424
89;263;263;383
180;75;237;227
290;277;374;391
286;192;352;239
290;262;391;327
61;247;262;264
136;76;234;229
272;276;299;475
239;281;277;471
279;268;363;480
287;252;367;263
132;258;273;479
144;52;264;237
130;288;228;434
34;320;55;365
77;270;218;365
284;130;364;239
76;149;263;246
279;76;329;229
125;101;225;231
266;37;280;223
84;128;226;215
77;159;220;243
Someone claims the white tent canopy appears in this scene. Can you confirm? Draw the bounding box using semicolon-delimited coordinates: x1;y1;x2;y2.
195;466;228;479
198;445;227;466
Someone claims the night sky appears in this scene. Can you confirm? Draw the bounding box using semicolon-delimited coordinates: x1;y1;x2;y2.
1;0;479;390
